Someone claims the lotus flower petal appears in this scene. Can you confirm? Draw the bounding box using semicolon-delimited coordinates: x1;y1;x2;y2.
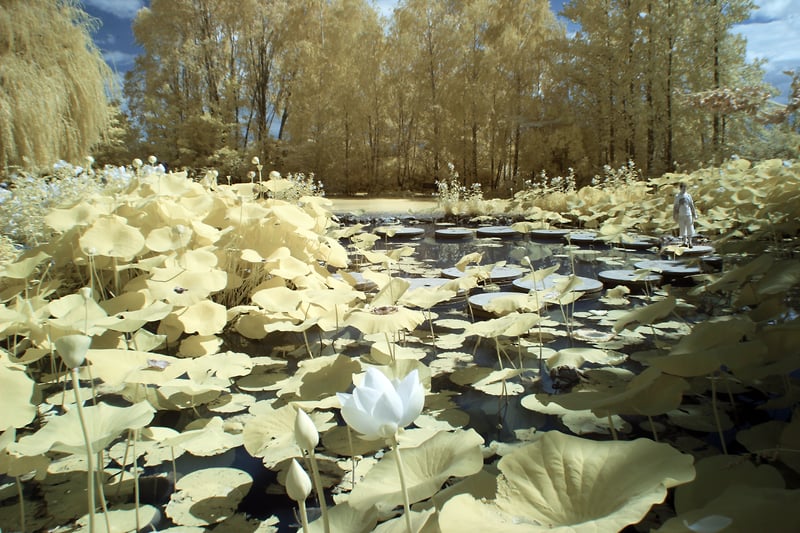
337;368;425;440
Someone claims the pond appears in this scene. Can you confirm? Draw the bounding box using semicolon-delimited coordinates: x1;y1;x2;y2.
4;193;793;533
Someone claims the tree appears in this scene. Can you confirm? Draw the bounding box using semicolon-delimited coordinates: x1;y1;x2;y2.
0;0;115;172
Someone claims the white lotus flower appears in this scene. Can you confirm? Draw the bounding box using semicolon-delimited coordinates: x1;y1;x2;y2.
337;367;425;441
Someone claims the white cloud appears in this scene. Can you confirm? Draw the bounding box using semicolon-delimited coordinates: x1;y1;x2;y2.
103;50;137;70
84;0;145;20
733;9;800;102
750;0;795;23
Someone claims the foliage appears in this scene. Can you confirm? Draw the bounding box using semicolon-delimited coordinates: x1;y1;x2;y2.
120;0;781;194
0;0;115;171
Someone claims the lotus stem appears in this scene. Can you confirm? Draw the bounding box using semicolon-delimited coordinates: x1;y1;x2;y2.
711;374;728;454
392;435;413;533
15;476;25;533
133;430;141;533
298;500;310;533
306;448;330;533
96;450;112;533
608;414;618;440
647;415;658;442
346;426;356;489
70;367;96;533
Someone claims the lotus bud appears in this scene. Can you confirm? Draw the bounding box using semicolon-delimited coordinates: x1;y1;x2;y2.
132;158;143;169
251;156;260;166
55;334;91;369
80;287;93;301
286;459;312;502
85;156;95;166
148;155;158;165
294;409;319;453
521;256;532;267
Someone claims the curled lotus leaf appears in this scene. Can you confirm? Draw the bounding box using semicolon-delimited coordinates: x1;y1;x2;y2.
348;428;484;511
10;401;155;457
492;431;695;531
276;353;362;401
613;293;676;333
0;250;50;280
345;305;425;335
84;349;187;387
309;501;378;533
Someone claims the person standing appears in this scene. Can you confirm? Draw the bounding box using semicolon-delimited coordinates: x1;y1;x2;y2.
673;183;697;247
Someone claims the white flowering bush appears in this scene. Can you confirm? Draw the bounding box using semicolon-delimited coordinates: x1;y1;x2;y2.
0;160;136;247
435;162;484;216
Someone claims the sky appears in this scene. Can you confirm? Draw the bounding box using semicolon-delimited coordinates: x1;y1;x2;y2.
82;0;797;103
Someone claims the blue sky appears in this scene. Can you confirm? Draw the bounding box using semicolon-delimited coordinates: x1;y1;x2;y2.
82;0;797;102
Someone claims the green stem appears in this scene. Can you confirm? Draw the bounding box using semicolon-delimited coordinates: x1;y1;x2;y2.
15;476;25;533
298;500;310;533
608;414;618;440
71;368;95;533
393;436;413;533
711;374;728;454
307;448;330;533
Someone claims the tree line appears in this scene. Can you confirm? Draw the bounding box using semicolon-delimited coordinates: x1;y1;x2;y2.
3;0;797;192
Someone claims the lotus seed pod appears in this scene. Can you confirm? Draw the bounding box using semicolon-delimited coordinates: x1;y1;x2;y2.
286;459;312;502
269;170;281;180
148;155;157;165
55;334;91;369
294;408;319;452
251;156;260;165
132;158;143;168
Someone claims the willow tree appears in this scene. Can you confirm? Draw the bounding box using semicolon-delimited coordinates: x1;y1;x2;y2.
0;0;114;172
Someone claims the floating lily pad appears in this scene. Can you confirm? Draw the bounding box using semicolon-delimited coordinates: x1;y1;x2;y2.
512;274;603;294
528;228;570;240
475;225;517;238
598;269;662;287
441;265;523;283
435;227;474;239
374;226;425;239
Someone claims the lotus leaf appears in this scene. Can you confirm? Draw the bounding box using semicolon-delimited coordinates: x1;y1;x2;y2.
674;455;785;514
79;215;145;259
165;467;253;526
176;299;228;335
10;401;155;457
345;305;425;335
613;293;676;333
348;428;484;510
178;333;223;356
372;508;436;532
0;360;37;428
308;501;378;533
73;505;160;533
520;394;630;436
656;485;800;533
276;353;362;401
163;417;244;456
243;403;336;468
489;431;695;530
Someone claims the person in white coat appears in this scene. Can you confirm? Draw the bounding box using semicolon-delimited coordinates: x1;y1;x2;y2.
673;182;697;247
